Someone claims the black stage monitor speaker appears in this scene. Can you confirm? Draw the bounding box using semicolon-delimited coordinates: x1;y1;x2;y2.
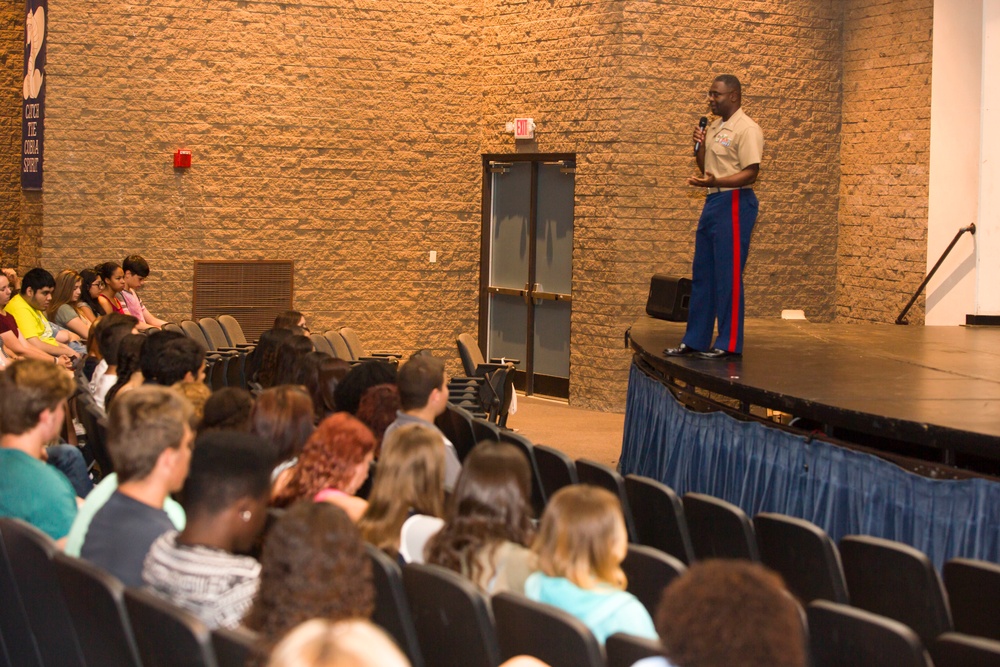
646;275;691;322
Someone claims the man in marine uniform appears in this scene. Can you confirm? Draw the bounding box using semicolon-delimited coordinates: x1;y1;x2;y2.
666;74;764;360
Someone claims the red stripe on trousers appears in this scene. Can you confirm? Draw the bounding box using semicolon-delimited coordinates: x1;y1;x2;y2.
729;190;741;352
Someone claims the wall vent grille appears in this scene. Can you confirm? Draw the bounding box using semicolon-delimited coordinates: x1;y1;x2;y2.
192;260;293;342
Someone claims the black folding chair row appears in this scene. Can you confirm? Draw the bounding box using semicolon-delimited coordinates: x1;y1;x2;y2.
0;517;262;667
369;541;684;667
186;318;256;391
807;600;1000;667
525;460;997;650
455;333;516;427
75;391;113;479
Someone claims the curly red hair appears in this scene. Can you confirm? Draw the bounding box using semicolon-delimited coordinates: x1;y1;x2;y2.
273;412;376;507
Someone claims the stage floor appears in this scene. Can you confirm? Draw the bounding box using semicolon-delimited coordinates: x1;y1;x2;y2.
628;316;1000;460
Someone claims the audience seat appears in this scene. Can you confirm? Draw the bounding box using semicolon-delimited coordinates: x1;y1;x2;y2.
943;557;1000;641
338;327;402;365
77;392;114;476
456;333;516;427
53;552;142;667
435;403;478;462
0;519;85;667
576;459;637;542
124;587;219;667
446;378;490;420
492;592;604;667
366;544;424;667
212;625;264;667
605;633;664;667
839;534;952;645
456;333;518;377
161;322;184;335
754;512;849;604
323;330;356;362
497;430;546;514
471;416;501;444
402;563;502;667
532;445;578;501
0;521;42;667
309;332;336;356
929;632;1000;667
198;317;253;353
807;600;932;667
682;492;760;561
180;319;238;389
621;544;687;617
623;475;695;565
197;318;250;388
216;315;251;346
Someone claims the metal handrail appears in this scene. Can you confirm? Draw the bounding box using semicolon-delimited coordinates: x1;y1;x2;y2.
896;223;976;325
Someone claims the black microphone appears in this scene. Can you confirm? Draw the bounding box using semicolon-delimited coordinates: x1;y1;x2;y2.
693;116;708;155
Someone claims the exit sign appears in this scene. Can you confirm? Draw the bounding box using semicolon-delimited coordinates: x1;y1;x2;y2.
514;118;535;140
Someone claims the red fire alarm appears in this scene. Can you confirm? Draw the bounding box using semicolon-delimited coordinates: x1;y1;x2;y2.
173;150;192;168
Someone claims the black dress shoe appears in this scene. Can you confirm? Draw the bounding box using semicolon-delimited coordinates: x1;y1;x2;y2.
695;348;742;360
664;343;698;357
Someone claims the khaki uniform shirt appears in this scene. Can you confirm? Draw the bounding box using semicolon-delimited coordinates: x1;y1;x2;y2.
704;107;764;182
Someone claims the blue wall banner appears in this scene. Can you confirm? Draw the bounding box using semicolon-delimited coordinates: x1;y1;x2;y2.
22;0;46;190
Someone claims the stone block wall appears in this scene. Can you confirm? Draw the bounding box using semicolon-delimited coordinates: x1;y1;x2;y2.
35;0;481;369
1;7;22;267
479;0;630;410
478;0;845;409
837;0;933;322
3;0;935;411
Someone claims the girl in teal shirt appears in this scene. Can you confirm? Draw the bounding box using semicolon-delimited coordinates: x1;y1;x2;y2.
525;485;657;644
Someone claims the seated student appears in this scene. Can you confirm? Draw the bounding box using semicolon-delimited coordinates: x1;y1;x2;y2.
65;349;186;555
634;560;807;667
273;309;307;331
92;314;140;412
173;379;212;424
138;329;184;384
0;335;10;370
244;502;374;653
250;385;316;499
525;485;656;644
332;359;397;416
355;383;400;455
80;386;195;586
46;270;91;340
426;441;536;594
266;619;552;667
382;355;461;491
94;261;130;316
0;359;78;546
103;333;146;408
272;412;376;522
1;268;16;291
86;312;138;397
245;327;292;390
3;268;81;361
0;270;71;366
143;430;273;630
265;619;411;667
120;254;168;330
358;424;445;563
77;268;103;323
272;335;315;386
199;387;255;433
152;336;207;386
294;352;349;423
